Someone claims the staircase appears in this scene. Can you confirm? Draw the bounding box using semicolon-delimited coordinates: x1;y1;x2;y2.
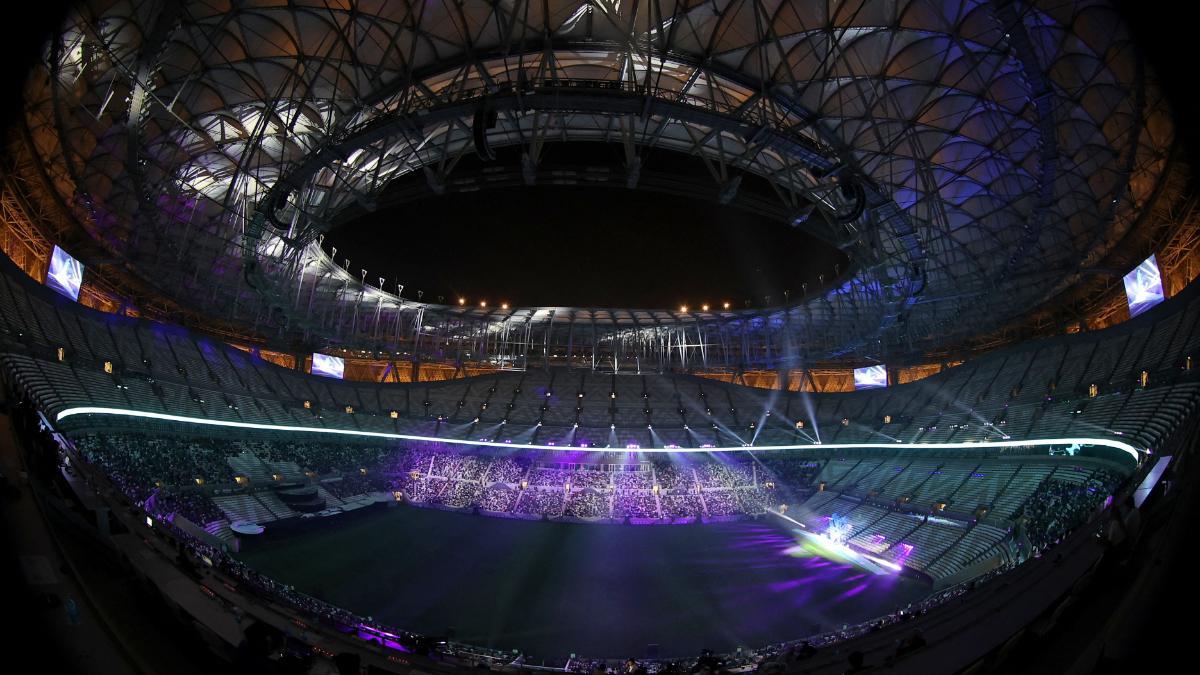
203;519;237;548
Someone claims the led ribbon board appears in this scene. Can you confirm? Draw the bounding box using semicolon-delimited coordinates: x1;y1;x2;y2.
853;365;888;390
45;245;84;301
311;353;345;379
1123;255;1165;318
54;406;1144;463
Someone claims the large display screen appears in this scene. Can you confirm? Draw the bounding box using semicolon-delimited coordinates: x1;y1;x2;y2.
45;245;84;301
853;365;888;390
1123;255;1165;318
311;353;345;379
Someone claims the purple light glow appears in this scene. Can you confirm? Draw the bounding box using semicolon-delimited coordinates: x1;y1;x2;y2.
355;625;414;653
837;582;872;599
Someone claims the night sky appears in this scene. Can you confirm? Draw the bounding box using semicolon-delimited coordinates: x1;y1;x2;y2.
327;179;849;309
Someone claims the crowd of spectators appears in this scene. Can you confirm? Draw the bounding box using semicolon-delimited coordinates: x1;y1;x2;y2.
240;439;389;475
613;470;653;490
369;447;774;521
152;488;225;525
444;481;483;508
71;434;782;523
696;462;754;488
701;489;743;516
514;488;564;516
661;494;702;518
430;452;487;481
74;434;238;505
66;434;1121;540
564;490;608;518
485;457;527;484
478;485;519;511
652;462;688;492
1017;469;1123;551
528;467;575;487
612;489;658;518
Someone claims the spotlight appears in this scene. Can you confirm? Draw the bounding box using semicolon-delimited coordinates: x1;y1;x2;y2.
501;303;508;309
458;298;466;305
680;305;688;312
701;304;709;311
480;300;487;308
723;302;730;309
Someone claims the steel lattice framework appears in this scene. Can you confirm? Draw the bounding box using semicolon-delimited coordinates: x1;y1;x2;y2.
12;0;1176;371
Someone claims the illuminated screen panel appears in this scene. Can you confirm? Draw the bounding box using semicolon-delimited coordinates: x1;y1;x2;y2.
45;245;84;301
311;353;345;379
853;365;888;390
1123;255;1165;318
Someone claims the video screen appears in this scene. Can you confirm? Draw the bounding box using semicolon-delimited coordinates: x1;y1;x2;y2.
853;365;888;390
311;353;345;379
1123;255;1165;318
45;245;84;301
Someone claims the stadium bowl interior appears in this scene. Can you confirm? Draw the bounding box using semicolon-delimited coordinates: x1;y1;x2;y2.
1;1;1199;674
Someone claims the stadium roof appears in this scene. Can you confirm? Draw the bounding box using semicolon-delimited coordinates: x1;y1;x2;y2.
13;0;1177;367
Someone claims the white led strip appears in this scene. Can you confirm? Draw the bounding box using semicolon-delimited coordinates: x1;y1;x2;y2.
54;406;1145;463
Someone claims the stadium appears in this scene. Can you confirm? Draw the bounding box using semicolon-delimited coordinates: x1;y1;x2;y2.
0;1;1197;673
